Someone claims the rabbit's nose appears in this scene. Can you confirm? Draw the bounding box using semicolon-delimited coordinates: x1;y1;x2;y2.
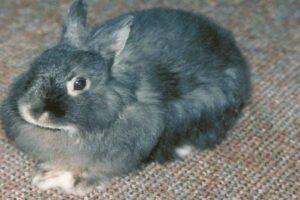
44;99;66;118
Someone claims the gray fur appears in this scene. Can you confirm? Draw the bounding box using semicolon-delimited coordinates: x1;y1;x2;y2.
1;0;251;194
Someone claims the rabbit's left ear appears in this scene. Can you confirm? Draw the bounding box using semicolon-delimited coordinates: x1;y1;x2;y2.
62;0;88;48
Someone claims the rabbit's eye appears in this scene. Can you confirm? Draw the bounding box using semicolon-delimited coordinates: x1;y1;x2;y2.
74;77;86;90
67;76;90;96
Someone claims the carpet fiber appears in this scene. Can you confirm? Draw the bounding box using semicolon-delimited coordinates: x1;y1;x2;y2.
0;0;299;199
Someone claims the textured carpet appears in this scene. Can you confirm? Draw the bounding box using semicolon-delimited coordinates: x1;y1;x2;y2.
0;0;299;199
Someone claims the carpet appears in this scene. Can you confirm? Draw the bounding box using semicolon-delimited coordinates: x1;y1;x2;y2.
0;0;299;199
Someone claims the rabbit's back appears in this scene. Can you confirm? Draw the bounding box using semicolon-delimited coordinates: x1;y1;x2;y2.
99;9;250;103
100;8;251;160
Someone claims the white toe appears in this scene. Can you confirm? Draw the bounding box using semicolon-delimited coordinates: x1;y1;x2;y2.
175;145;193;158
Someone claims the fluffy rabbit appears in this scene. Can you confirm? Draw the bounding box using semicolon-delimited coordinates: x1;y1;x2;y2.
1;0;250;195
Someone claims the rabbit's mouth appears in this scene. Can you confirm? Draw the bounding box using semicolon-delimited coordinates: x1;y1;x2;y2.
18;104;77;133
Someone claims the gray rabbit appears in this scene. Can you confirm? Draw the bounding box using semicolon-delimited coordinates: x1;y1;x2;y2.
1;0;251;195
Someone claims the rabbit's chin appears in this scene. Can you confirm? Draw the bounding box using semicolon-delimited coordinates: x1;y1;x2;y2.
18;104;77;133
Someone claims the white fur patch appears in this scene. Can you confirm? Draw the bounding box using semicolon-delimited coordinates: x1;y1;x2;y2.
175;145;193;158
38;112;49;123
18;104;77;133
32;171;75;191
19;104;41;126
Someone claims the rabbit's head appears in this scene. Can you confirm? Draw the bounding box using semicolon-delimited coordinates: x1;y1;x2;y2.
17;0;133;133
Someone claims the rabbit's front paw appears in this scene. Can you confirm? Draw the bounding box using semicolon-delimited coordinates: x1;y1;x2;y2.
32;170;75;191
32;166;94;196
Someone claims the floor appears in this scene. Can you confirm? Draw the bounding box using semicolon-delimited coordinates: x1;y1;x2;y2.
0;0;299;199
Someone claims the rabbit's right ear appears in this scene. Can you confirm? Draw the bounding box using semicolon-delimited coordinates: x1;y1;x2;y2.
61;0;88;48
88;16;134;61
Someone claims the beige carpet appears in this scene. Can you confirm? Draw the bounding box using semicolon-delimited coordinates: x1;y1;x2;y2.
0;0;299;199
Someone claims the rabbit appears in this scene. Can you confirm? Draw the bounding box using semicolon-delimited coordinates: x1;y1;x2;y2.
0;0;251;195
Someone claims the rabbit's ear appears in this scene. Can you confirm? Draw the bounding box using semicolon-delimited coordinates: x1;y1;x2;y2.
62;0;88;48
88;16;134;60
